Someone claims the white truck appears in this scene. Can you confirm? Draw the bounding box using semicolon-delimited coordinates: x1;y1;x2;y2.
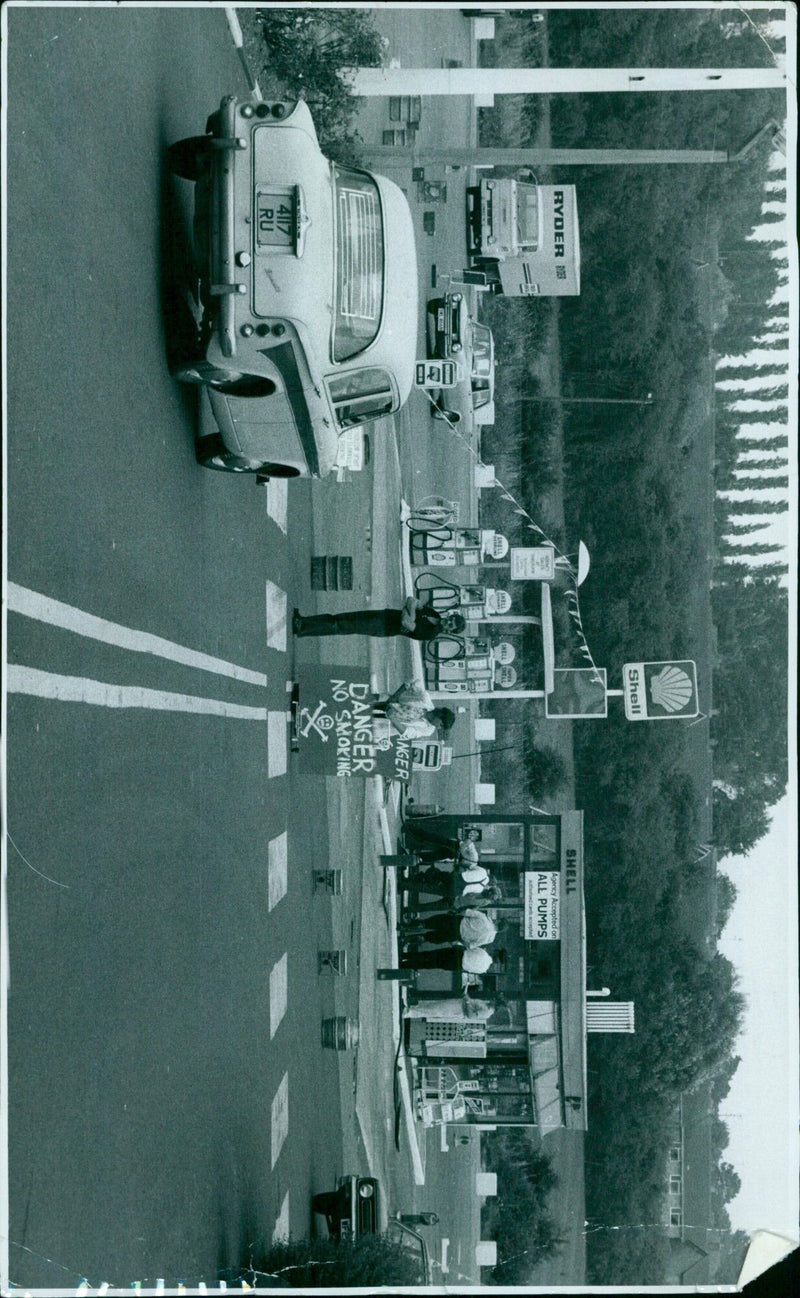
467;180;580;297
168;94;419;481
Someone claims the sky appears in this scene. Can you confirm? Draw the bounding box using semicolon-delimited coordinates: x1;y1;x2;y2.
717;794;799;1240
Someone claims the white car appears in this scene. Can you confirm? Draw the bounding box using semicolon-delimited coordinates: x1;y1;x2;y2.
169;95;419;481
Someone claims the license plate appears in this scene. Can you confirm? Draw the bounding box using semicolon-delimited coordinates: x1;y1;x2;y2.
437;308;446;330
256;192;294;246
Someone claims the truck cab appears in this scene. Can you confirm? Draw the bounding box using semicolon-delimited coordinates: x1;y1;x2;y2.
312;1176;380;1239
467;177;541;262
169;95;419;481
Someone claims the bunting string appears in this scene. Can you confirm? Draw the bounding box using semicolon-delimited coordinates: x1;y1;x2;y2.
422;390;600;674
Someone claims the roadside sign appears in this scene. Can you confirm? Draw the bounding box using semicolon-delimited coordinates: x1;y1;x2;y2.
415;359;465;389
295;665;412;778
545;668;607;719
622;660;698;721
510;546;556;581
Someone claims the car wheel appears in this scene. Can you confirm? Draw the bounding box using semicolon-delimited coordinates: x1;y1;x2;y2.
256;463;301;480
196;433;253;473
167;136;210;181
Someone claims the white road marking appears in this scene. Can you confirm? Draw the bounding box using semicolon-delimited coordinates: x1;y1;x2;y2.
266;581;287;652
265;479;288;533
272;1191;290;1243
271;1072;289;1168
7;583;267;687
440;1239;450;1275
440;1124;449;1152
267;710;287;776
6;667;268;719
269;953;288;1039
268;832;288;911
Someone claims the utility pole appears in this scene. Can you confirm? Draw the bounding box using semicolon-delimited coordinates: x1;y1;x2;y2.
361;120;785;168
363;147;730;166
347;67;786;97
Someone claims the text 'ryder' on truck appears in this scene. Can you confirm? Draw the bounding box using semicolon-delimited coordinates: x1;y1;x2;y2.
467;179;580;297
168;95;419;482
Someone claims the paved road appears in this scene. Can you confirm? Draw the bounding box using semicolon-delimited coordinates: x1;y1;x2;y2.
4;8;347;1287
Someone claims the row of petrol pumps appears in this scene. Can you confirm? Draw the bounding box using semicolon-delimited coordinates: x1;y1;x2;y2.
399;515;700;1130
407;514;562;700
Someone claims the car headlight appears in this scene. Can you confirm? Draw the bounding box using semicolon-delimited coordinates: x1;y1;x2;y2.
358;1183;375;1199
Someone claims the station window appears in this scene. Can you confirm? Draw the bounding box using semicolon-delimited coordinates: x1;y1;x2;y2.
670;1208;682;1228
669;1175;681;1194
528;822;558;864
475;821;524;860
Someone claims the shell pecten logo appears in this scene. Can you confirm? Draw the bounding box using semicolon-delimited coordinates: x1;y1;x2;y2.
649;664;695;714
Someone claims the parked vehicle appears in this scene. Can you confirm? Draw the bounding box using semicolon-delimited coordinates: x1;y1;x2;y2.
311;1179;430;1282
467;180;580;297
427;292;494;426
169;94;419;481
312;1176;380;1240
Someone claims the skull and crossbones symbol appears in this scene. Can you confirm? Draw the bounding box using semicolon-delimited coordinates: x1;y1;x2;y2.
300;700;335;741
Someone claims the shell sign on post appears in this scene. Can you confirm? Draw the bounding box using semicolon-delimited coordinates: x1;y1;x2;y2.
296;665;413;779
622;660;699;721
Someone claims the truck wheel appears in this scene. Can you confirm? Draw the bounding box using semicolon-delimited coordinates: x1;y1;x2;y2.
196;433;252;473
168;137;210;181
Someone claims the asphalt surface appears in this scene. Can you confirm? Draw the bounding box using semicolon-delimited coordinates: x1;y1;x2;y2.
4;8;343;1287
5;6;500;1290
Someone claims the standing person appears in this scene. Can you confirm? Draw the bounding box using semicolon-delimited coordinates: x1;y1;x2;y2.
412;881;503;917
404;995;494;1021
399;946;507;975
292;597;465;642
372;681;456;740
400;908;498;950
406;848;493;910
404;820;482;861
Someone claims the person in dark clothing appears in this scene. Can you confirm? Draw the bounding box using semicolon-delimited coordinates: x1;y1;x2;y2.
292;597;465;642
404;821;481;857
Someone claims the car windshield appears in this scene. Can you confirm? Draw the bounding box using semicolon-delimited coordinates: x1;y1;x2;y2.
515;185;540;249
332;166;385;363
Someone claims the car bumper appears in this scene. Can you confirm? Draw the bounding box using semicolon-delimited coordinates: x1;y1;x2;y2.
204;95;249;361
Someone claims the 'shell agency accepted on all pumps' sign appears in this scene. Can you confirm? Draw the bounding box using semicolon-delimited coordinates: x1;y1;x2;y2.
524;871;560;941
623;660;699;721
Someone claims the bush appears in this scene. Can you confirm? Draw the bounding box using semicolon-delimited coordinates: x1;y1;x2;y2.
523;742;569;796
255;8;384;159
233;1232;425;1288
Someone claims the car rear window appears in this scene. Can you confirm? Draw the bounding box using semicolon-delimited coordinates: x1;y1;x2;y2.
332;167;385;363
